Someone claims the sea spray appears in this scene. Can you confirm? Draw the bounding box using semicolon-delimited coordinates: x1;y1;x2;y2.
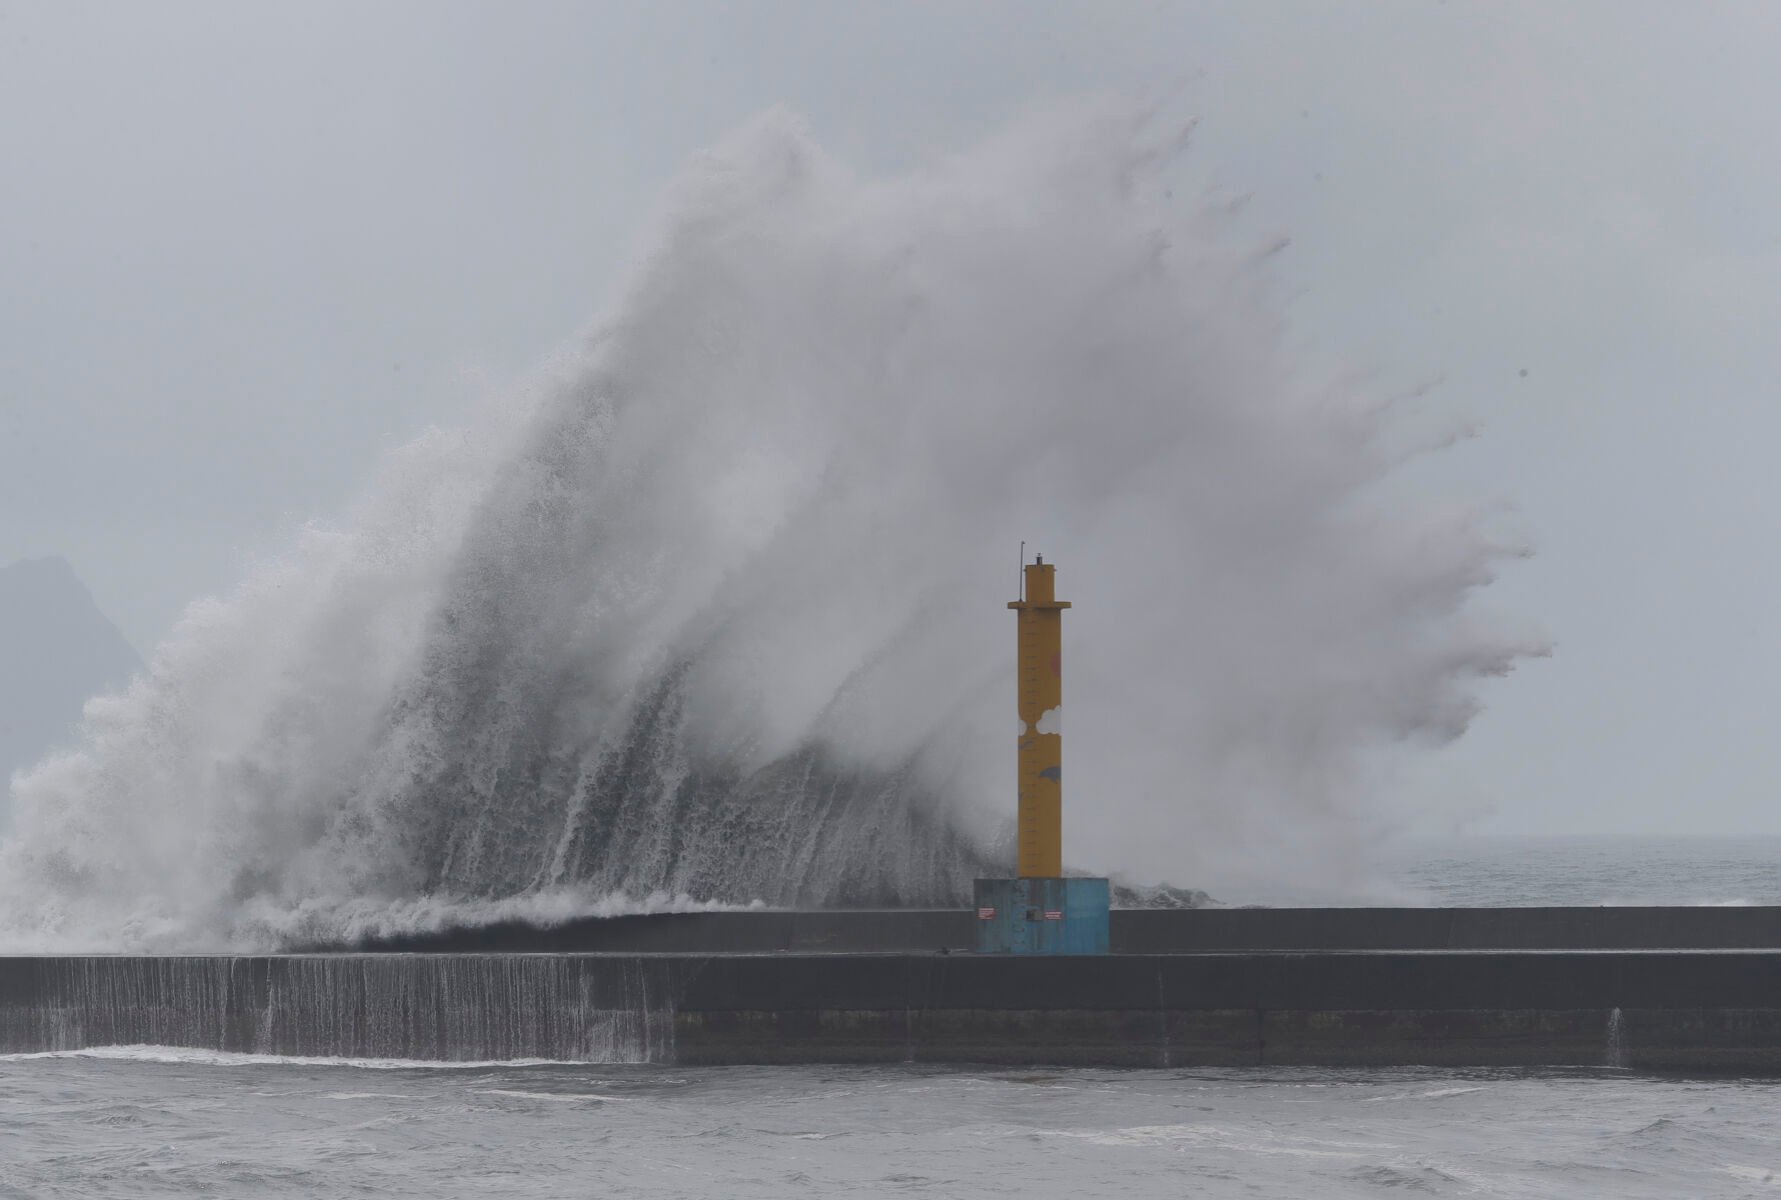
0;101;1543;949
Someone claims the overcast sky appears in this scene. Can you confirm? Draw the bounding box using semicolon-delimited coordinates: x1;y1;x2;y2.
3;1;1779;836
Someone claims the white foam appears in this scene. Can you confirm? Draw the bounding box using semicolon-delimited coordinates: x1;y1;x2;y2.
1044;1123;1371;1160
474;1088;625;1102
0;1045;582;1070
1718;1164;1780;1185
1361;1086;1486;1102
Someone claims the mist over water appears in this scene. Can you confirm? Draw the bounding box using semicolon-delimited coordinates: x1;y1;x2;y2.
0;102;1541;950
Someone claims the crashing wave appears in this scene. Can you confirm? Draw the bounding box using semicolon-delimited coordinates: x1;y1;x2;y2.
0;101;1541;950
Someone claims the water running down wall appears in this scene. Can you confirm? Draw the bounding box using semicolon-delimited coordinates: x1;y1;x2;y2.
0;956;682;1062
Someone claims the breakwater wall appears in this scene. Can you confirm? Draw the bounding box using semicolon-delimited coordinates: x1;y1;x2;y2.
351;905;1781;954
670;951;1781;1070
6;948;1781;1070
0;956;684;1062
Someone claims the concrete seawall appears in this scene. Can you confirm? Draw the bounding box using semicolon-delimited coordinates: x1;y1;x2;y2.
5;946;1781;1069
351;905;1781;954
0;955;687;1062
670;951;1781;1069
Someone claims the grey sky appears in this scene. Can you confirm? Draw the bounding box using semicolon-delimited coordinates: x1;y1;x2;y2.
3;1;1778;837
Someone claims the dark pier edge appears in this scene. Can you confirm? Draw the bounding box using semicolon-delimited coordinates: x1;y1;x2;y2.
7;908;1781;1069
340;905;1781;954
669;950;1781;1070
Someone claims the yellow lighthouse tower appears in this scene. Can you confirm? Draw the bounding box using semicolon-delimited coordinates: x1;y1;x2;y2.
974;552;1111;955
1009;554;1068;877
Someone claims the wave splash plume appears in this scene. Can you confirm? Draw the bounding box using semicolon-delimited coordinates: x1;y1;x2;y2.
0;102;1541;950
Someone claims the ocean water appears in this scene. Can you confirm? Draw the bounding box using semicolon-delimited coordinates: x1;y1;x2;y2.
1374;835;1781;909
2;1053;1777;1199
1152;834;1781;909
6;835;1781;1197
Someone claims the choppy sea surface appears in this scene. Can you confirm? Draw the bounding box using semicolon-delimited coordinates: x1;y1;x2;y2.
1374;834;1781;909
1204;833;1781;908
5;835;1781;1198
3;1054;1777;1199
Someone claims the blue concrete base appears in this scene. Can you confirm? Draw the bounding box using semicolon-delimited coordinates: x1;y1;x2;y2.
973;877;1110;954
